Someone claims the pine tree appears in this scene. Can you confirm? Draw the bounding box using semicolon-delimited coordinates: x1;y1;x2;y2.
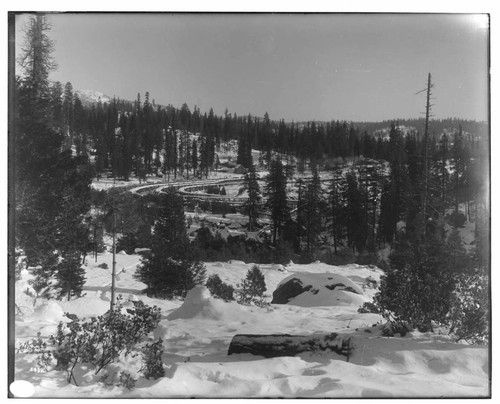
299;166;323;255
327;170;344;254
191;139;198;177
134;188;206;298
15;15;91;299
163;127;176;181
177;129;187;177
237;265;267;306
344;171;368;253
17;15;56;113
387;123;409;238
429;133;450;218
404;132;423;227
179;103;191;129
62;82;73;137
237;129;253;169
142;91;155;172
206;274;234;301
264;159;290;244
238;164;261;231
295;178;306;248
55;254;86;301
451;127;467;214
375;222;471;332
358;163;381;251
378;179;394;244
72;93;87;156
50;81;63;129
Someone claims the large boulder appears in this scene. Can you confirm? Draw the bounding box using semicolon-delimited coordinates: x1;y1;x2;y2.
271;272;366;307
271;278;313;304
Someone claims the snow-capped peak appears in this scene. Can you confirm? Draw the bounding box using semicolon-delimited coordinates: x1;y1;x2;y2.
75;89;112;105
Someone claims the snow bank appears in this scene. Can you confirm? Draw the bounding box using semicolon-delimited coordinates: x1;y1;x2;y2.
29;301;65;323
260;263;286;272
15;252;489;398
59;295;112;318
167;286;246;321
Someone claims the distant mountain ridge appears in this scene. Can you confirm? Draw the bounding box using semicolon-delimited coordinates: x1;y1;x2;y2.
74;89;488;139
75;89;112;106
295;117;488;138
353;118;488;139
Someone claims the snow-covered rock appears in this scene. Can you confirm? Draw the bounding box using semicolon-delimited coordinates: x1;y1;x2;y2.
272;272;367;307
75;89;112;105
260;263;286;272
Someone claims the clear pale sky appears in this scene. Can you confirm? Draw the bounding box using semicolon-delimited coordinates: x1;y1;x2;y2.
15;13;489;122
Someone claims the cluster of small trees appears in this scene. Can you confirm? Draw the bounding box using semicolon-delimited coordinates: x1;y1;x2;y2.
259;122;488;259
206;266;267;307
257;157;384;258
49;88;220;181
192;227;281;264
371;123;490;344
374;224;488;343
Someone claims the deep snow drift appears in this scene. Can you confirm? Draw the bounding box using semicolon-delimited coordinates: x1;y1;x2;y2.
13;253;490;398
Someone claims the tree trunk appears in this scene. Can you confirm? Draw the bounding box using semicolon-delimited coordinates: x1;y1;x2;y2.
273;220;278;245
227;333;352;360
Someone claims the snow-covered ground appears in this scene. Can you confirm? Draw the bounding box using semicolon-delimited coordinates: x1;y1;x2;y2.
14;253;489;398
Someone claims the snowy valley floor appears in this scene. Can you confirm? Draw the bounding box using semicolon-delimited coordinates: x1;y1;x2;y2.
14;252;490;398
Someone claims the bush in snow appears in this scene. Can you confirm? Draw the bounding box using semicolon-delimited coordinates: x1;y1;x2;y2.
236;265;267;306
448;268;489;344
357;302;380;314
206;274;235;301
117;371;137;390
48;296;161;385
16;332;53;372
99;370;137;390
374;225;471;333
380;322;411;337
140;338;165;380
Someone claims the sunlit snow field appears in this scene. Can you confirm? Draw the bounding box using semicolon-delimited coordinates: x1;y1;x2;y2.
14;251;489;398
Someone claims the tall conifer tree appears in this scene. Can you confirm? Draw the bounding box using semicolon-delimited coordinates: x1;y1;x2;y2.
239;164;261;231
135;188;206;298
15;15;91;299
264;159;290;244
